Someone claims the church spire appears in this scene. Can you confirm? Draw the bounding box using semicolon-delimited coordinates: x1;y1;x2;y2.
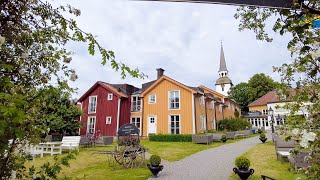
219;43;228;72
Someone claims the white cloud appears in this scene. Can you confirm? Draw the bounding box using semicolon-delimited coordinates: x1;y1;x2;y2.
55;0;292;97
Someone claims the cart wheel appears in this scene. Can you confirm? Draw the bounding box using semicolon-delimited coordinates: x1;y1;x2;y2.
122;146;145;168
114;153;123;165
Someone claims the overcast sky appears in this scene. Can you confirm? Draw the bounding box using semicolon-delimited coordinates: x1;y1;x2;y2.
56;0;293;98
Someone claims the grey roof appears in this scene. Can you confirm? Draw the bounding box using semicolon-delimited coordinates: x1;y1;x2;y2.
215;77;233;85
219;44;228;72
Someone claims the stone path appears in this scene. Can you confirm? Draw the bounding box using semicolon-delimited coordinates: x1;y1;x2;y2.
149;132;271;180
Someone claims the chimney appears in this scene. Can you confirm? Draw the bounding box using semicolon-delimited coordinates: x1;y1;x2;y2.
156;68;164;79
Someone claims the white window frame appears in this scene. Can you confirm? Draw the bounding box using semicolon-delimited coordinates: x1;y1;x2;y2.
228;102;231;109
131;95;142;112
131;116;142;134
106;116;112;124
168;90;180;110
200;115;206;130
107;93;113;100
87;116;96;134
219;104;222;112
200;96;205;106
148;94;156;104
210;101;214;109
232;104;235;111
169;114;181;134
88;96;97;114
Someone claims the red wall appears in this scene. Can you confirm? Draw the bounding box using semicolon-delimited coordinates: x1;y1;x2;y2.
119;95;132;127
80;85;130;136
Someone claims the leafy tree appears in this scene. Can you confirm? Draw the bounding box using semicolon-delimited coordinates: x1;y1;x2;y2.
234;109;240;118
248;73;278;98
0;0;144;178
229;82;257;111
37;86;82;136
234;1;320;179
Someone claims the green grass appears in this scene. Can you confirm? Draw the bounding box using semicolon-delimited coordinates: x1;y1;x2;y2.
229;141;307;180
143;134;259;162
27;145;151;180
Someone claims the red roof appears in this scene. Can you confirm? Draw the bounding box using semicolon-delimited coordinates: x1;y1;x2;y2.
248;88;296;107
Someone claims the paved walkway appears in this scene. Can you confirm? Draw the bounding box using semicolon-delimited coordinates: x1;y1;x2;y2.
149;132;271;180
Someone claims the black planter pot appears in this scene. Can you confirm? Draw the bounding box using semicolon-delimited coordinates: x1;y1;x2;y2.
221;138;227;143
147;164;164;177
259;137;268;143
233;168;254;180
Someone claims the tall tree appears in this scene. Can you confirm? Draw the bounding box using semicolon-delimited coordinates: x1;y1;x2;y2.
228;73;277;111
0;0;144;177
228;82;257;112
235;1;320;178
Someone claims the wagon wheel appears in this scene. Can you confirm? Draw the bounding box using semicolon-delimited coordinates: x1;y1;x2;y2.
122;146;145;168
114;153;123;165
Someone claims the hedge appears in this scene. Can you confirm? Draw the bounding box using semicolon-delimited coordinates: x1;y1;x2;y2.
149;134;192;142
218;117;252;131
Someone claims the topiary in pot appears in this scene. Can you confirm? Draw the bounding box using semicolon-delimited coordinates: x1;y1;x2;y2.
221;134;227;143
233;156;254;180
259;133;268;143
147;155;163;177
258;128;262;134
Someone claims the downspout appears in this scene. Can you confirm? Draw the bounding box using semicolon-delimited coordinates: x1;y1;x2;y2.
116;97;121;133
192;94;196;134
204;98;208;130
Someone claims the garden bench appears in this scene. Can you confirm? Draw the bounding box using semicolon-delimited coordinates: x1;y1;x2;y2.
192;134;213;145
102;136;114;145
80;136;92;147
226;132;236;139
235;130;250;138
211;134;222;142
288;151;310;170
275;139;295;162
61;136;81;151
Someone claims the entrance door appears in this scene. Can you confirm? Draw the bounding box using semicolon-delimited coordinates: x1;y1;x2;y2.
148;116;157;134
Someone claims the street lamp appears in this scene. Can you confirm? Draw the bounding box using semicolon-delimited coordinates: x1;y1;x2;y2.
268;107;275;133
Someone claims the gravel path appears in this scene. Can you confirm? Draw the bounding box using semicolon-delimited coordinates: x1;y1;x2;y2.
149;132;271;180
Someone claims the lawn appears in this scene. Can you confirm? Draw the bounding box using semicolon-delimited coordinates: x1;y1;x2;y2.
142;138;248;162
229;141;307;180
27;134;258;179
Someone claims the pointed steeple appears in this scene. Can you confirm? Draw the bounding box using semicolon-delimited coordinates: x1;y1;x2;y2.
219;43;228;72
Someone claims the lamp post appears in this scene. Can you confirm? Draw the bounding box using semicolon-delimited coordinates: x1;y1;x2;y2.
269;107;275;133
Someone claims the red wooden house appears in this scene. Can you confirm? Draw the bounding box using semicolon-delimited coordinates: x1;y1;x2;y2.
78;81;139;136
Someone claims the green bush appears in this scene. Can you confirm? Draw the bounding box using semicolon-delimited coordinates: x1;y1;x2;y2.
258;128;262;134
206;129;217;133
260;133;266;138
149;155;161;166
149;134;192;142
235;156;250;170
221;134;227;139
218;118;252;131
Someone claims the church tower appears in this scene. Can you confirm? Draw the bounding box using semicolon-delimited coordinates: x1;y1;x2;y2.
215;43;233;96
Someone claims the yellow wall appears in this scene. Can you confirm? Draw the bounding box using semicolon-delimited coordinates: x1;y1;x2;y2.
249;105;267;112
195;95;206;133
142;79;194;136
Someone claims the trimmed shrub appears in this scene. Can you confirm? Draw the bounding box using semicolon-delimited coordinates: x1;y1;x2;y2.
149;155;161;166
149;134;192;142
218;118;252;131
221;134;227;139
260;133;266;138
235;156;250;170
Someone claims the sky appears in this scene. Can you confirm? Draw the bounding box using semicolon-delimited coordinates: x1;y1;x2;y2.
55;0;293;98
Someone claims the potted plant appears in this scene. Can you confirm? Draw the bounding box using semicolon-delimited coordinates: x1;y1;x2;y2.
259;133;268;143
147;155;163;177
257;128;262;134
233;156;254;180
221;134;227;143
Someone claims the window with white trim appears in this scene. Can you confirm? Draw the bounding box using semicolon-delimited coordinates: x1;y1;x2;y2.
148;94;156;104
107;94;113;100
232;104;235;111
106;116;112;124
200;96;205;106
131;96;141;112
219;104;222;112
169;91;180;109
170;115;180;134
87;116;96;134
210;101;214;109
131;117;141;133
200;115;206;130
88;96;97;113
228;102;231;109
